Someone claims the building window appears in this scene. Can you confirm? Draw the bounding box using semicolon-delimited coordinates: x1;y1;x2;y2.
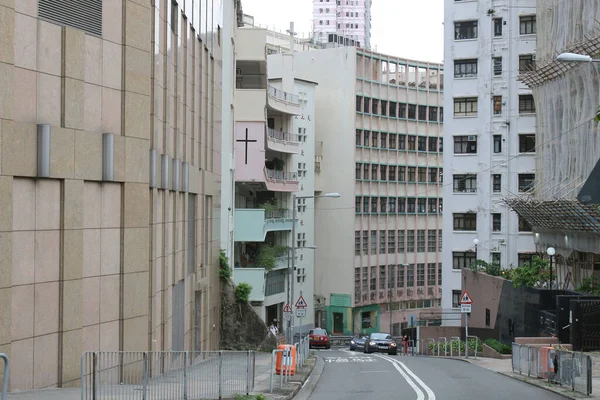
417;230;426;252
454;20;478;40
427;263;436;286
453;213;477;231
370;266;376;290
363;130;370;146
408;136;416;150
429;107;438;122
380;197;387;213
372;99;379;114
355;163;362;179
454;97;478;117
438;231;442;252
362;197;369;213
417;264;425;286
388;230;396;254
454;136;477;154
370;230;377;253
371;197;378;213
356;96;362;112
520;15;536;35
379;266;386;289
371;131;378;147
429;167;438;182
428;198;437;213
398;197;406;213
418;167;427;183
493;96;502;115
493;135;502;153
380;165;387;181
363;97;370;113
406;230;415;252
398;166;406;182
519;54;536;73
399;103;407;118
491;252;501;265
518;216;533;232
397;265;405;288
408;104;416;119
388;265;395;289
371;164;378;180
406;265;415;287
389;102;397;118
492;213;502;232
519;134;536;153
493;18;503;37
381;101;388;116
362;231;368;254
381;133;387;148
453;174;477;193
356;129;362;145
486;308;491;326
492;174;502;192
398;135;406;150
408;167;416;182
355;231;361;255
518;173;535;192
389;166;397;181
418;105;427;121
388;197;396;213
453;251;476;269
418;198;426;213
452;290;461;308
519;94;535;114
518;253;535;267
380;230;386;254
427;230;437;252
389;134;397;149
418;137;427;152
39;0;103;35
493;57;502;76
438;263;442;285
454;59;477;78
398;230;405;252
355;196;361;213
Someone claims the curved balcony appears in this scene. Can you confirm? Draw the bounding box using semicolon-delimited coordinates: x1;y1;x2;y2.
267;84;301;115
264;167;299;192
266;128;301;154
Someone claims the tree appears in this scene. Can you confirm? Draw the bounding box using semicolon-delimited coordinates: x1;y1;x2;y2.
510;256;551;288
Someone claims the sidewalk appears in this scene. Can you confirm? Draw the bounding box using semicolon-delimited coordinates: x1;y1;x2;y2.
456;356;600;399
252;351;317;400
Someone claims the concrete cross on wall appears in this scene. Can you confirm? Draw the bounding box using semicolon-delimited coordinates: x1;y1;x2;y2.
236;128;257;164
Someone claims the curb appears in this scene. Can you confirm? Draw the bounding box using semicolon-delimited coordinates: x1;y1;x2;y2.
498;372;585;400
282;356;319;400
291;356;325;400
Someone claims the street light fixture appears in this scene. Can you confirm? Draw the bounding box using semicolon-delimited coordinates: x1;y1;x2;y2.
547;247;556;289
286;192;340;344
556;53;598;63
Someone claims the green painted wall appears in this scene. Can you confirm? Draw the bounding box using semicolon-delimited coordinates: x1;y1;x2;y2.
325;305;353;335
324;302;382;336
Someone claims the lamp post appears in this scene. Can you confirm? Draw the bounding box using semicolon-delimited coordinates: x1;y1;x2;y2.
547;247;556;289
287;192;340;344
556;53;600;63
473;238;479;258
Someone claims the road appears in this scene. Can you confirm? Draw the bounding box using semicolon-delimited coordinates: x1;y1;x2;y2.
304;349;568;400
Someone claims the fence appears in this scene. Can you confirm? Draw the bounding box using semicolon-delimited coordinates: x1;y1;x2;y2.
269;336;310;393
511;343;592;395
81;351;255;400
0;353;9;400
422;337;479;359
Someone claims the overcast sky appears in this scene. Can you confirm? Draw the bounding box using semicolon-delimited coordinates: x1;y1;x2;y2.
240;0;444;63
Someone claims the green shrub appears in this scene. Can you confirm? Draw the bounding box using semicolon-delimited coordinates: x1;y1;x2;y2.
484;338;512;354
427;338;482;354
219;249;232;280
234;394;266;400
235;282;253;303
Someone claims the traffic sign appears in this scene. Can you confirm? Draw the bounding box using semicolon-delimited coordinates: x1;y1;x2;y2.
461;304;472;313
408;314;417;327
283;303;292;313
295;295;308;308
459;291;473;305
295;308;306;318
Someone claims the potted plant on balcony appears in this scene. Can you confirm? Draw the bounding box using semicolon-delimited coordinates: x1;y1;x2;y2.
269;157;285;171
259;199;281;219
256;244;288;271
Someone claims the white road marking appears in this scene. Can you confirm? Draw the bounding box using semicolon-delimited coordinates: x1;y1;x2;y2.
378;354;436;400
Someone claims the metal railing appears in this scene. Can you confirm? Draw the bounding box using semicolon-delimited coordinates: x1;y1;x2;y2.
81;350;255;400
267;85;300;105
267;128;301;144
295;336;310;369
512;343;592;396
425;337;479;359
264;208;294;220
264;167;299;183
269;347;293;393
0;353;9;400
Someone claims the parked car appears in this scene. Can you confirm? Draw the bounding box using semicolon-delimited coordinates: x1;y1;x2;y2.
308;328;330;349
350;335;368;351
363;332;398;355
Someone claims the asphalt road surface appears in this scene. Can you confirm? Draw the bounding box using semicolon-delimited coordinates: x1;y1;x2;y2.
305;349;568;400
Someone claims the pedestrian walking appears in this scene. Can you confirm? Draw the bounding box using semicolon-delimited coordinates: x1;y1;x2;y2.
403;334;409;355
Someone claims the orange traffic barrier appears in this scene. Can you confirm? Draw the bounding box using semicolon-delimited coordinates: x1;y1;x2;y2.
275;344;296;376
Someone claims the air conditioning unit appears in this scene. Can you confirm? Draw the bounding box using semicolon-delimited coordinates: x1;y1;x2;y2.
467;135;477;141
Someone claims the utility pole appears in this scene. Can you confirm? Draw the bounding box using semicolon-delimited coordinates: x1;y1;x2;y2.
286;22;297;54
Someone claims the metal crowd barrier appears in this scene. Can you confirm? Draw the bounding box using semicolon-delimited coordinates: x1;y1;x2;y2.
294;336;310;369
425;337;479;359
0;353;9;400
81;350;255;400
511;343;592;396
269;347;293;393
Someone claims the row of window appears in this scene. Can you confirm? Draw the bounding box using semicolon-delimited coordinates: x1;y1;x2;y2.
354;229;443;256
452;212;532;232
453;95;535;118
451;252;538;275
453;173;535;193
356;130;443;152
453;135;535;155
356;164;443;183
355;197;443;215
355;263;442;292
454;55;536;80
454;15;536;41
356;96;444;122
317;20;361;29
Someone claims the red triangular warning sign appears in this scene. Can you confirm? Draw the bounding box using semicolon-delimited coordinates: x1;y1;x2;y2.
283;303;292;312
460;291;473;305
295;295;307;308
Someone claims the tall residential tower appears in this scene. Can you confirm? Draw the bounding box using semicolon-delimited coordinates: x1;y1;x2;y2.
312;0;372;48
442;0;537;325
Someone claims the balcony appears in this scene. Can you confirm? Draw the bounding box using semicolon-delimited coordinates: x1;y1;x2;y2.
234;268;266;302
267;84;301;115
266;128;301;154
264;167;299;192
234;208;294;242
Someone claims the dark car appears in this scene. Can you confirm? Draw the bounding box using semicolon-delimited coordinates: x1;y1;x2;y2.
363;332;398;355
350;335;368;351
309;328;330;349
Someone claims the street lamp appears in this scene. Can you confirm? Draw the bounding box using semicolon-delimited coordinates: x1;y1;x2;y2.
547;247;556;289
287;192;340;344
473;238;479;256
556;53;599;63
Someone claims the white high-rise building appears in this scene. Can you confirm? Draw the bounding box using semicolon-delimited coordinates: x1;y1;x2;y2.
312;0;372;49
442;0;537;325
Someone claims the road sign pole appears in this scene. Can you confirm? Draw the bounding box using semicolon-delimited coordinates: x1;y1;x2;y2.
465;312;469;359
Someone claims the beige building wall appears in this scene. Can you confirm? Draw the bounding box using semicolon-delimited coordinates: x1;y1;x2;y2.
0;0;228;391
